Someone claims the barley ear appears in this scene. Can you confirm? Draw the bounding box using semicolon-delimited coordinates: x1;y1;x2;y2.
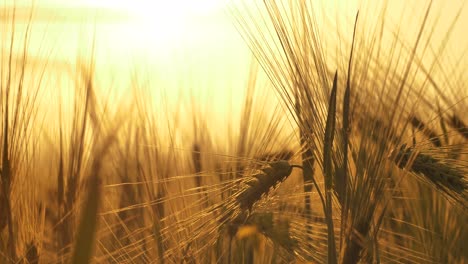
236;160;294;212
392;144;467;207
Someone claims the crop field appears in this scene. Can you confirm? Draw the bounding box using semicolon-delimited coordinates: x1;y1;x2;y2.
0;1;466;263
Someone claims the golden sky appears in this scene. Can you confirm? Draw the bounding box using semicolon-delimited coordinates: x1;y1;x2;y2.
1;0;466;121
1;0;251;113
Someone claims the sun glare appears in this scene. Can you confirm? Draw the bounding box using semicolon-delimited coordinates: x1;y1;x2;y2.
73;0;231;48
82;0;228;20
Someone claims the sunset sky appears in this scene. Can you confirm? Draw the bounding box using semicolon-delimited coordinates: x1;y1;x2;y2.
1;0;466;119
1;0;253;119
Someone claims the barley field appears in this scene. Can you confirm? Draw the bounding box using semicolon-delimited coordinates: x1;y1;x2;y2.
0;0;467;263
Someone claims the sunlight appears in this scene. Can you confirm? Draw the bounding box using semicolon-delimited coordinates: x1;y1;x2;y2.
28;0;231;41
82;0;228;20
79;0;231;51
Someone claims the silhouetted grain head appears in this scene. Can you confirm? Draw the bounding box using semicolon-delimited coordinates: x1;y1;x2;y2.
236;161;299;212
392;144;467;206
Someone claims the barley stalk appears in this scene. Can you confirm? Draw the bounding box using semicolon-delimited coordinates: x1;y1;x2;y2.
323;71;338;264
